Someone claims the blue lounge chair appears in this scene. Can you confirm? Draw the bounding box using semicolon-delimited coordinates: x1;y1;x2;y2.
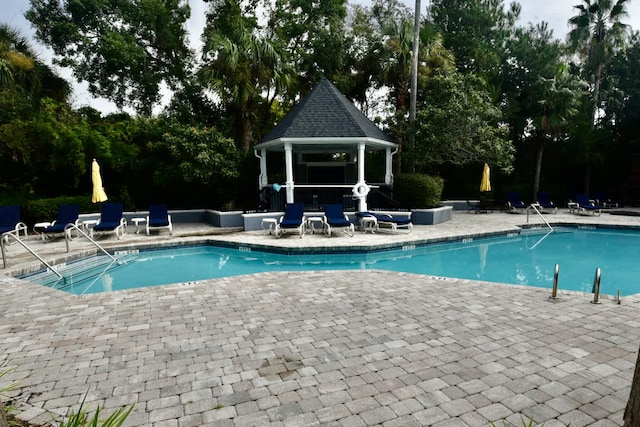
38;204;81;239
536;192;557;214
356;211;413;233
274;203;306;239
322;204;354;237
146;204;172;235
507;192;527;213
0;205;27;244
575;195;601;216
92;202;127;239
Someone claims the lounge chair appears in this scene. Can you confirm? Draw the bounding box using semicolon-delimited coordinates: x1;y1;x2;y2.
507;192;527;213
38;204;81;240
574;195;601;216
356;211;413;233
0;205;27;244
322;204;354;237
593;192;619;208
146;204;172;235
91;202;127;239
536;192;557;214
274;203;306;239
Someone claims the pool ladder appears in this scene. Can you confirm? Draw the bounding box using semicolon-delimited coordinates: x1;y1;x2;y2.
526;204;554;250
1;232;62;278
64;224;116;261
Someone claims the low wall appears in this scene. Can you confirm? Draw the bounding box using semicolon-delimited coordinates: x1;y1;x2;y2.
411;206;452;225
441;200;476;211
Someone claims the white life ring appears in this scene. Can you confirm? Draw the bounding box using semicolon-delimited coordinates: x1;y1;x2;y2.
352;182;370;198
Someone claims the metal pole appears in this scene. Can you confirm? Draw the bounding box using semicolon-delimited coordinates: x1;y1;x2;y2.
591;267;602;304
550;264;559;299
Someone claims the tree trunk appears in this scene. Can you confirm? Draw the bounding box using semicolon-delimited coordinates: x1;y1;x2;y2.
624;344;640;425
533;137;544;201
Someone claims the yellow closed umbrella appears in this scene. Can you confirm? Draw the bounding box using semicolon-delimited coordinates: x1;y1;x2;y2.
480;163;491;192
91;159;108;203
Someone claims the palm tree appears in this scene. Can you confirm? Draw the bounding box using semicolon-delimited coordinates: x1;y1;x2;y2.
568;0;629;126
568;0;628;191
199;1;291;155
0;24;69;103
533;65;587;198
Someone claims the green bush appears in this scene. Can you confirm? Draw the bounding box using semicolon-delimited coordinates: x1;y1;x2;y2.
393;174;444;208
22;197;96;226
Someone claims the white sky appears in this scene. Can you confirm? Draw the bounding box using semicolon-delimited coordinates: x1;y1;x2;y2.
3;0;640;114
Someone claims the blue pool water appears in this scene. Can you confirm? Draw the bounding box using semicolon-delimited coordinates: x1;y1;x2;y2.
22;227;640;296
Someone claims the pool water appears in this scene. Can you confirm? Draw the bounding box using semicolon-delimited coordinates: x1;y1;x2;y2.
22;227;640;296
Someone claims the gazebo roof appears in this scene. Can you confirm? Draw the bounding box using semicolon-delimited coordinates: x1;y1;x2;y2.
255;78;396;152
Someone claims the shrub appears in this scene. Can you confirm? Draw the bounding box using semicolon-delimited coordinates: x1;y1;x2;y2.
393;174;444;208
22;197;95;226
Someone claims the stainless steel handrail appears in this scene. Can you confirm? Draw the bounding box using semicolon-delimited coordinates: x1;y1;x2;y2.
526;204;554;250
64;224;116;262
1;232;62;278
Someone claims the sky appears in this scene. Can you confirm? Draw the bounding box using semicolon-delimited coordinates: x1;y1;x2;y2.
3;0;640;114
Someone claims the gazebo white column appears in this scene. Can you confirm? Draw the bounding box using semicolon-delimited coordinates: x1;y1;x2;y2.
284;142;295;203
385;147;394;185
258;148;268;188
356;142;368;212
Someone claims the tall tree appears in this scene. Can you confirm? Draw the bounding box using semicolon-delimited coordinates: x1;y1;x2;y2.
429;0;520;83
533;65;587;197
568;0;629;127
568;0;629;192
199;0;292;155
26;0;192;115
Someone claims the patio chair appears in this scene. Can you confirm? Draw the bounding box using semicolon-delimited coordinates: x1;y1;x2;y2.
536;192;557;214
574;195;601;216
506;192;527;213
38;204;81;240
92;202;127;239
322;204;354;237
357;211;413;233
146;204;172;235
0;205;27;244
593;192;619;208
274;203;306;239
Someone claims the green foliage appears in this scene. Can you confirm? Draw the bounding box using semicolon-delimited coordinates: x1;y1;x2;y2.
26;0;192;115
393;174;444;208
413;70;514;173
21;196;95;226
489;415;571;426
55;394;133;427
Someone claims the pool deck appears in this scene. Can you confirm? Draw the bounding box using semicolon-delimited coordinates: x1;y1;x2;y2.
2;208;640;426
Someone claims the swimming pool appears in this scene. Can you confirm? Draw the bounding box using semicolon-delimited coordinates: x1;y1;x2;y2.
22;226;640;296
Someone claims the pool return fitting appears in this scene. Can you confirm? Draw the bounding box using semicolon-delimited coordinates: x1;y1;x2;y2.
549;263;560;299
591;267;602;304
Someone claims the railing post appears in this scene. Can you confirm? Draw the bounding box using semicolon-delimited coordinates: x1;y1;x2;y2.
591;267;602;304
550;264;559;299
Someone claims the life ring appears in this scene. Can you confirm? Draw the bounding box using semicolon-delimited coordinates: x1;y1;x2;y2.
352;183;370;198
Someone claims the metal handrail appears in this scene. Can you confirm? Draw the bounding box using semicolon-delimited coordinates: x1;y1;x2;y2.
64;224;116;262
526;204;553;231
525;204;554;250
1;232;62;278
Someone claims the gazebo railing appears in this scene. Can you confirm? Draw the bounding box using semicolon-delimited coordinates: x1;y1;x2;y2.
261;184;394;212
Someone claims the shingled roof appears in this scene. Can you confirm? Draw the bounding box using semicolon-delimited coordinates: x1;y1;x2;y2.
256;78;394;151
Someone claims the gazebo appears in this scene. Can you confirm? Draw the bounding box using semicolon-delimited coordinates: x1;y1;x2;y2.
254;78;398;212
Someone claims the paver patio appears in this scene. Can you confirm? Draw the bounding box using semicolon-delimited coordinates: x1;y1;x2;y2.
1;209;640;426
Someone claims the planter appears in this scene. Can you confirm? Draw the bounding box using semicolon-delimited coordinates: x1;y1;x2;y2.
411;206;452;225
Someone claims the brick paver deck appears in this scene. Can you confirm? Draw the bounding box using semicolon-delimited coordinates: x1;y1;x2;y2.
2;209;640;426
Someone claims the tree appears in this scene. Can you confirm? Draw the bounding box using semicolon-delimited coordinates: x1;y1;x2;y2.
568;0;629;191
199;0;292;155
26;0;192;115
267;0;348;90
429;0;520;83
413;69;513;173
533;65;587;197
